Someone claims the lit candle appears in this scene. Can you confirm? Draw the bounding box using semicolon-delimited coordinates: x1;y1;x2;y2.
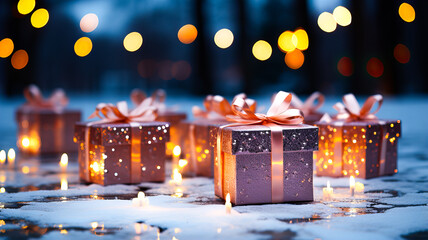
322;180;334;201
350;176;355;197
61;178;68;190
7;148;15;167
0;150;5;165
132;191;149;207
355;182;364;193
60;153;68;172
171;168;182;185
172;145;181;167
225;193;232;214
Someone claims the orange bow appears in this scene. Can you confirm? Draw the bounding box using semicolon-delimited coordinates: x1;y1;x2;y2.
23;84;68;110
88;98;157;123
334;94;383;121
227;91;304;125
130;89;167;112
192;93;256;119
290;92;325;117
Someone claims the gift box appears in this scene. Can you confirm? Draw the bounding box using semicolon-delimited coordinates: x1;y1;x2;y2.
314;94;401;179
74;100;170;185
290;92;325;125
177;94;255;178
131;89;186;157
213;91;318;205
15;85;81;155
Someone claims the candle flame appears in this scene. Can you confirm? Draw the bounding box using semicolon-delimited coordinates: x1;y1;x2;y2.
61;178;68;190
327;180;331;189
226;193;231;203
91;162;100;173
7;148;15;162
350;176;355;187
0;150;5;164
60;153;68;168
138;191;145;199
172;168;182;184
91;222;98;229
178;159;188;168
173;145;181;157
0;187;5;193
22;137;30;148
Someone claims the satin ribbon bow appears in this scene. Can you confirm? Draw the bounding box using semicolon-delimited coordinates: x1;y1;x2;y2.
290;92;325;117
130;89;167;112
334;94;383;121
88;98;157;123
23;84;69;110
227;91;304;125
192;93;256;119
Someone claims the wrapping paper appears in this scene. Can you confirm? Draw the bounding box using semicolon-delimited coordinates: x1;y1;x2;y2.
74;121;170;185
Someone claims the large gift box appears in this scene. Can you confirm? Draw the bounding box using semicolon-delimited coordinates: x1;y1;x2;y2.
213;92;318;205
74;100;170;185
16;85;81;155
314;94;401;179
290;92;325;125
131;89;186;157
178;94;255;178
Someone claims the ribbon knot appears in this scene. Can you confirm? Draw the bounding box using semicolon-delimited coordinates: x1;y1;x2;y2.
290;92;325;117
334;94;383;121
131;89;168;112
192;93;256;119
23;84;69;110
227;91;304;125
88;98;157;123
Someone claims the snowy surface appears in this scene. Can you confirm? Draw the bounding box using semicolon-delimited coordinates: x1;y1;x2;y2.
0;95;427;239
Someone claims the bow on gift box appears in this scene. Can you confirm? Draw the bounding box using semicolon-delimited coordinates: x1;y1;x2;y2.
83;98;159;183
216;91;304;203
192;93;256;119
290;92;325;117
23;84;69;111
130;89;170;113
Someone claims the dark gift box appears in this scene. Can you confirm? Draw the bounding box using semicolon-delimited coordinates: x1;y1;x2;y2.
15;85;81;155
290;92;325;125
213;91;318;205
314;94;401;179
74;100;170;185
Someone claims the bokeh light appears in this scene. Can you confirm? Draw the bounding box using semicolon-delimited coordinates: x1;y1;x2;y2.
294;29;309;51
337;57;354;76
399;3;415;23
252;40;272;61
123;32;143;52
137;59;157;78
11;50;29;70
177;24;198;44
80;13;99;33
367;57;384;78
394;44;410;64
31;8;49;28
17;0;35;15
278;31;296;53
318;12;337;33
214;28;234;49
284;49;304;70
0;38;14;58
172;61;192;80
333;6;352;27
74;37;93;57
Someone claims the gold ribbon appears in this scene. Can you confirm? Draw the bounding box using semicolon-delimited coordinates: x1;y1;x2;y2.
290;92;325;117
83;98;158;182
322;94;387;176
216;91;303;202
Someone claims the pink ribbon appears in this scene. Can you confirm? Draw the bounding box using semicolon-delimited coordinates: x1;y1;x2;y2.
290;92;325;117
217;91;303;203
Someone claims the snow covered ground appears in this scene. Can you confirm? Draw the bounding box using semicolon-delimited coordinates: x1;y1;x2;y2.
0;94;427;239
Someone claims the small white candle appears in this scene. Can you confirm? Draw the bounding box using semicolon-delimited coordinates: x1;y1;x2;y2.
7;148;15;168
323;180;334;201
350;176;355;197
225;193;232;214
171;168;182;185
132;191;149;207
0;150;5;165
60;153;68;172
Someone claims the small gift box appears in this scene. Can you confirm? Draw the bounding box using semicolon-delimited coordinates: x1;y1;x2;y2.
178;94;255;178
15;85;81;155
213;92;318;205
290;92;325;125
74;99;170;185
131;89;186;157
314;94;401;179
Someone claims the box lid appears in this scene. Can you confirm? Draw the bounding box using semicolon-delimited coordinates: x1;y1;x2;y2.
74;121;170;146
219;124;318;155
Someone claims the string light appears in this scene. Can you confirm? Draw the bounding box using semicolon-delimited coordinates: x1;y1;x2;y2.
399;3;415;23
0;38;14;58
333;6;352;27
74;37;93;57
252;40;272;61
177;24;197;44
17;0;35;15
80;13;99;33
123;32;143;52
394;44;410;64
31;8;49;28
214;28;234;49
278;31;295;53
318;12;337;33
11;50;29;70
284;49;304;70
